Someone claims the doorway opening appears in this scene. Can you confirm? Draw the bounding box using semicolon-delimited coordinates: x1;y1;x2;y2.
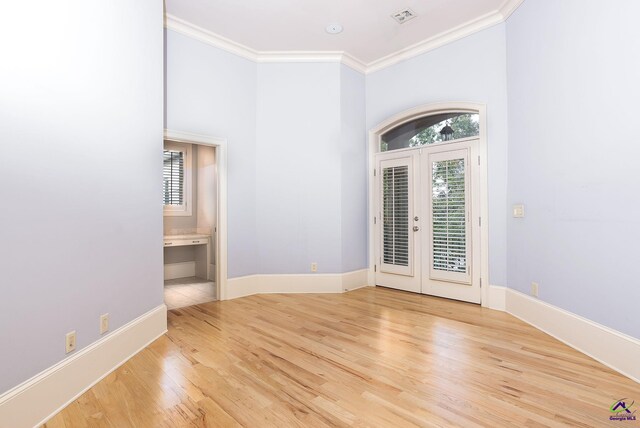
368;103;489;306
162;130;228;308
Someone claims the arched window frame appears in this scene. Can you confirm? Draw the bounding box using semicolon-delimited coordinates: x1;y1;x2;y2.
375;105;483;153
379;110;481;152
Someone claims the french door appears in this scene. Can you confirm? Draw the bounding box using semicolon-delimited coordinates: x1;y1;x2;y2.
374;139;481;303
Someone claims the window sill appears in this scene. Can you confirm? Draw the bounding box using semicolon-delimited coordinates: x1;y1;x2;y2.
163;207;193;217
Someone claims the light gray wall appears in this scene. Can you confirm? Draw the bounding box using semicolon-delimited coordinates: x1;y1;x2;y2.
166;33;370;276
165;30;258;277
0;0;163;394
255;63;368;274
366;24;510;287
340;65;368;272
506;0;640;338
256;63;343;273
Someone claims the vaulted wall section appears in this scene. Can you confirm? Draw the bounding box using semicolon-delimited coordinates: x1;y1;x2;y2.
166;30;368;278
1;0;164;395
506;0;640;339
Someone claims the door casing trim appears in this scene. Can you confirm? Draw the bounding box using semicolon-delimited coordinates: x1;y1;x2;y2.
367;102;490;307
163;129;228;301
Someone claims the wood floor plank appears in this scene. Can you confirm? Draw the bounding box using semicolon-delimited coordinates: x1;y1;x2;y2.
44;287;639;427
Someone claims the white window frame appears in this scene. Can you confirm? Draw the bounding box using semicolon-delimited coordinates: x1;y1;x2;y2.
163;141;192;217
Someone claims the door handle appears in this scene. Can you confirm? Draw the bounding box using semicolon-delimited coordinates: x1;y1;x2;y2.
413;226;420;232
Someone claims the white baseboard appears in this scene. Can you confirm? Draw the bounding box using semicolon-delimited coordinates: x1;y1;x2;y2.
164;261;195;280
0;305;167;428
505;289;640;384
487;285;506;311
341;269;369;292
226;269;369;300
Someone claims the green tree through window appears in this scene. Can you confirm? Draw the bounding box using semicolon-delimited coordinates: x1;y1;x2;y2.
410;114;479;147
380;112;479;152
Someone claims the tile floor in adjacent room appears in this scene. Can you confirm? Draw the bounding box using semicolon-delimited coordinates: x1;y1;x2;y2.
163;276;217;309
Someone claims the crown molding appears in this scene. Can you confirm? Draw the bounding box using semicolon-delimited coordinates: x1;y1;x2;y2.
365;10;503;73
257;51;343;63
165;14;259;62
256;51;368;73
165;14;367;73
341;52;369;74
499;0;525;20
366;0;524;74
165;0;524;75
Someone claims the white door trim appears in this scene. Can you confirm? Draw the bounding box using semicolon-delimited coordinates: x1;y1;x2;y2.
163;129;229;301
368;102;490;307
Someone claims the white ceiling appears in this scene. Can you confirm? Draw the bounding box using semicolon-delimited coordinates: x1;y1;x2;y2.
165;0;522;68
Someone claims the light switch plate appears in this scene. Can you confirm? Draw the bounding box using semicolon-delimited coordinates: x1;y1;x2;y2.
100;313;109;334
513;204;525;218
65;331;76;354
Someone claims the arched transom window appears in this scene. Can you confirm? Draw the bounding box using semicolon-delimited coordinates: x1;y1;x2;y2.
380;112;479;152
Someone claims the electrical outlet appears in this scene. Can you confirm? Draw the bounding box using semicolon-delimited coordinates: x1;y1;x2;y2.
311;262;318;272
100;313;109;334
513;204;525;218
531;282;539;298
65;331;76;354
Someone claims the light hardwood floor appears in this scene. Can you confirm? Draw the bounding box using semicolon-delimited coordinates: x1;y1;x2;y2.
45;287;639;427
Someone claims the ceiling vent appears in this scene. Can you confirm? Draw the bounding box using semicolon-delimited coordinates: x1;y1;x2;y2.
391;8;417;24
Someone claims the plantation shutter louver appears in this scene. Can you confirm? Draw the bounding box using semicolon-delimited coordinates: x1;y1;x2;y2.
163;150;184;206
430;151;471;284
380;157;414;276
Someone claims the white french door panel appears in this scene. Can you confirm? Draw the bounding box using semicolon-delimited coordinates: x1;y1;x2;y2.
420;143;481;304
374;140;480;303
379;157;413;276
428;149;471;284
374;152;421;293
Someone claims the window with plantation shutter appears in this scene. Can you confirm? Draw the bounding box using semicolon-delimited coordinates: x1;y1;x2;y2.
380;157;414;276
430;150;470;283
163;141;192;216
163;150;184;205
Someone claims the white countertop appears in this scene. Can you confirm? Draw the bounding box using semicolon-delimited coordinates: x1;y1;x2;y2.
163;233;210;241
